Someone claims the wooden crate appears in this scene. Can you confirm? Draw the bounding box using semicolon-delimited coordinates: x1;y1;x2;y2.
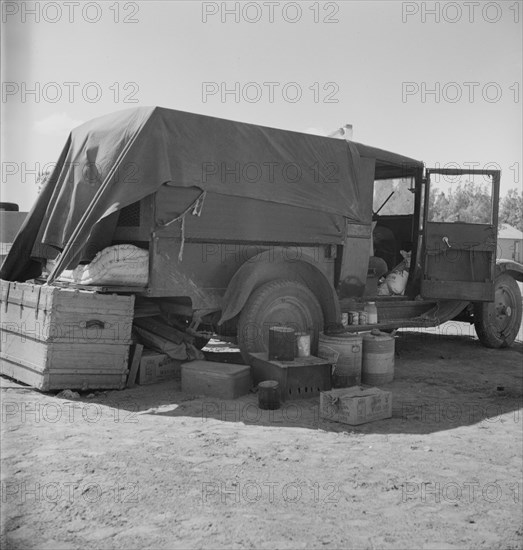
0;280;134;391
181;361;252;399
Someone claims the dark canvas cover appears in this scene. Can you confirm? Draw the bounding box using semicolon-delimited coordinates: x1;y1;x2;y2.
1;106;421;282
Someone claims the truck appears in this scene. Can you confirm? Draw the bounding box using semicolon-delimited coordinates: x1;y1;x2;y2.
2;106;522;360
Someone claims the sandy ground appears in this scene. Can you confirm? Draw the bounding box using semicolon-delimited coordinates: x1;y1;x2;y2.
1;322;522;550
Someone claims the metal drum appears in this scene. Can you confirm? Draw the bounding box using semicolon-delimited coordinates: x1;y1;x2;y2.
362;329;395;385
318;332;363;388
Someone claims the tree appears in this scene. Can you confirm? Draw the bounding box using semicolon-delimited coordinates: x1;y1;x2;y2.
428;180;491;224
499;188;523;232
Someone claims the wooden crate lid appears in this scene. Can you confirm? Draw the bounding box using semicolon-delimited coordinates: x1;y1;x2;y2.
181;360;250;378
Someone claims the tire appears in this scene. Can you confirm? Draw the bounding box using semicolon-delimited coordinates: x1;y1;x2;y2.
474;273;522;348
237;279;324;363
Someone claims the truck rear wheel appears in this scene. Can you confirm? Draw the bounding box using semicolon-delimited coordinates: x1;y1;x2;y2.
474;274;522;348
237;279;324;363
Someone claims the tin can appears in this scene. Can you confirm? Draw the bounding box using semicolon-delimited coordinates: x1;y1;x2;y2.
295;332;311;357
359;311;368;325
341;313;349;327
349;311;359;325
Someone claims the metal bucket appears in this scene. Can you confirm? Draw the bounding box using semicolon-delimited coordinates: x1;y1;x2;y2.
268;326;295;361
258;380;280;410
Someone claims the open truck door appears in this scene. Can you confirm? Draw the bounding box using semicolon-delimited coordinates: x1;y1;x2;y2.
420;169;500;302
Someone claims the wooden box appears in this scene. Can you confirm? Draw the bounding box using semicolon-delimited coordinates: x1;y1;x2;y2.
0;280;134;391
320;386;392;425
181;360;252;400
137;351;181;385
249;352;332;402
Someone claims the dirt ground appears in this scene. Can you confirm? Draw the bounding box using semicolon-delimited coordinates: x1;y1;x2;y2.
1;322;522;550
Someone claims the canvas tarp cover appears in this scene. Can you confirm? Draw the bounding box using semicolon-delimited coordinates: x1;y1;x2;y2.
2;106;388;281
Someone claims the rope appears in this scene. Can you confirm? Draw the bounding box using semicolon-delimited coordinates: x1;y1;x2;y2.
157;191;207;262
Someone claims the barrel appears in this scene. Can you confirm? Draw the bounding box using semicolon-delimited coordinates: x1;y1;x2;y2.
362;329;395;385
268;326;295;361
318;332;363;388
258;380;280;410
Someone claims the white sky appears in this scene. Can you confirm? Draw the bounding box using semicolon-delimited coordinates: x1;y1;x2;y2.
1;0;522;210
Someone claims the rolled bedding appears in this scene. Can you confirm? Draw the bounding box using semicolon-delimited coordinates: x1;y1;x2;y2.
47;244;148;286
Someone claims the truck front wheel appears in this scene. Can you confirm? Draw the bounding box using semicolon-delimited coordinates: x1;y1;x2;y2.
237;279;324;363
474;274;522;348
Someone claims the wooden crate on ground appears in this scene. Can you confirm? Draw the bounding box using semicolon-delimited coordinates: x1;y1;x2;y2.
0;280;134;391
181;361;252;399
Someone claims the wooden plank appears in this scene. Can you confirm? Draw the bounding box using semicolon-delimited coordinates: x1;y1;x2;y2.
127;344;143;388
47;372;127;391
0;333;129;370
49;282;146;293
0;336;50;374
0;280;134;343
0;357;127;391
0;357;50;390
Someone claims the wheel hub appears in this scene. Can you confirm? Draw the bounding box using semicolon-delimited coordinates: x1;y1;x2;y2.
494;287;514;331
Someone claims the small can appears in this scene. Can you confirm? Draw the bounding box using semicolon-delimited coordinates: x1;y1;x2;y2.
359;311;368;325
349;311;359;325
341;313;349;327
295;332;311;357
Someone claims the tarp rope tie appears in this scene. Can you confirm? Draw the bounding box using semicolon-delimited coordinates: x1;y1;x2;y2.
179;215;186;262
162;191;206;262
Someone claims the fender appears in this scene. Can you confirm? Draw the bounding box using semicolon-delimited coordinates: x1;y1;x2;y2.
496;259;523;282
218;248;341;326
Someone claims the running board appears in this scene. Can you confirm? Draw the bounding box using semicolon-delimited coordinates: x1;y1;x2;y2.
338;298;469;332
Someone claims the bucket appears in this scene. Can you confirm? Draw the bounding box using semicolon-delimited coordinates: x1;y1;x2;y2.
362;329;395;385
318;332;363;388
258;380;280;410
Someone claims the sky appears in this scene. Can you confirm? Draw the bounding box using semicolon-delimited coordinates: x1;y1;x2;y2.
1;0;522;211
